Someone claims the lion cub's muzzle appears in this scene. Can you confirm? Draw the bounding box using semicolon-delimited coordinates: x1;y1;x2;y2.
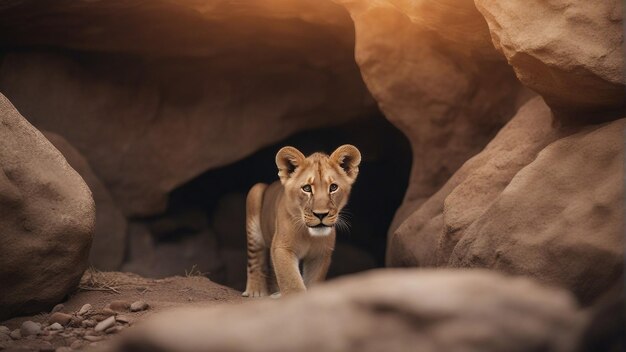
305;211;335;237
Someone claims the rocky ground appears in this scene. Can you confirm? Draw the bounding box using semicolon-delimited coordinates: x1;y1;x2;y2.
0;271;242;352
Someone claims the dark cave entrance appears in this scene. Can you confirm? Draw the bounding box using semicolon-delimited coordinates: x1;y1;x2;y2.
127;114;411;291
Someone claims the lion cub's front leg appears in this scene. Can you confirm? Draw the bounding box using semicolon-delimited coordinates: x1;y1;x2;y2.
272;246;306;295
303;254;331;288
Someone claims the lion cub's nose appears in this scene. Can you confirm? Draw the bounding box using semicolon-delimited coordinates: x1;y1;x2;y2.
313;212;329;221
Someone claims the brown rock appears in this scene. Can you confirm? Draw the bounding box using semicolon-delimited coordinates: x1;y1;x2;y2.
388;96;563;267
81;320;96;328
336;0;523;239
119;269;585;352
0;0;375;217
108;300;130;312
130;301;149;312
44;132;127;271
77;303;92;316
83;335;103;342
9;329;20;340
476;0;625;119
0;93;95;320
450;118;625;304
50;304;64;314
115;315;132;325
94;316;116;333
49;312;73;326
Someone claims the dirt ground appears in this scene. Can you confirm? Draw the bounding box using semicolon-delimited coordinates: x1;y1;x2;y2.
0;271;243;351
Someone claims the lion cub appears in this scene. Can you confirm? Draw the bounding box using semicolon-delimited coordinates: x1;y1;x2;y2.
242;145;361;297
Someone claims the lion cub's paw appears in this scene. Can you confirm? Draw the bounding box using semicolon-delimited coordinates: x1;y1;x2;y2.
242;283;269;298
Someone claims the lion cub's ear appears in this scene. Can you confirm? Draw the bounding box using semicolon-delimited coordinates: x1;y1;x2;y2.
330;144;361;183
276;146;306;183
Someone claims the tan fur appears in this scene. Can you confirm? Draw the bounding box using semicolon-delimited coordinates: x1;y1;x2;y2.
243;145;361;297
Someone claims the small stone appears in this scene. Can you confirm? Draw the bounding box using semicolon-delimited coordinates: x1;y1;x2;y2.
105;325;123;334
89;342;100;347
81;320;96;328
77;304;92;316
26;335;36;340
10;329;21;340
115;315;131;324
94;316;115;333
49;312;73;326
68;316;83;328
20;321;41;336
48;323;63;331
83;335;103;342
51;304;64;314
101;308;117;316
56;347;73;352
130;300;149;312
70;340;82;349
108;300;130;312
0;333;8;342
59;332;74;338
0;327;8;335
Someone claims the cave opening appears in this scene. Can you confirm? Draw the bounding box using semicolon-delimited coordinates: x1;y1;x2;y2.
125;113;412;291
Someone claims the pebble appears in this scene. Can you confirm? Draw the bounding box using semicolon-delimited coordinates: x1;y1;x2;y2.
20;321;41;336
115;315;132;324
48;323;63;331
81;320;96;328
42;335;54;341
94;316;115;333
109;300;130;312
83;335;103;342
0;327;8;335
10;329;21;340
49;312;73;326
51;304;64;314
0;333;8;342
56;347;72;352
70;340;82;349
77;304;92;316
105;326;123;334
101;308;117;316
130;300;149;312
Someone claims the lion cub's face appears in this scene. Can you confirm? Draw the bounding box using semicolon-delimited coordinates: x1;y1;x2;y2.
276;145;361;237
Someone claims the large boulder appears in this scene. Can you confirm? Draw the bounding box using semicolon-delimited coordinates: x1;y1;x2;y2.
334;0;524;236
475;0;625;119
450;117;624;305
0;93;95;320
116;269;585;352
388;96;564;267
43;132;127;271
389;94;624;305
0;0;376;216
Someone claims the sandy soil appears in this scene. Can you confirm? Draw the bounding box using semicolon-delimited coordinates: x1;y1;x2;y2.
0;271;243;351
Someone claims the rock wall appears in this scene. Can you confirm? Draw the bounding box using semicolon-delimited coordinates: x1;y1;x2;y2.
353;0;625;305
476;0;625;120
0;0;376;216
335;0;525;236
0;94;95;320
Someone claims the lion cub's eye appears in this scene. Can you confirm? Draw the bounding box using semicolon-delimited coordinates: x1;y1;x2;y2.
302;185;312;193
329;183;338;192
